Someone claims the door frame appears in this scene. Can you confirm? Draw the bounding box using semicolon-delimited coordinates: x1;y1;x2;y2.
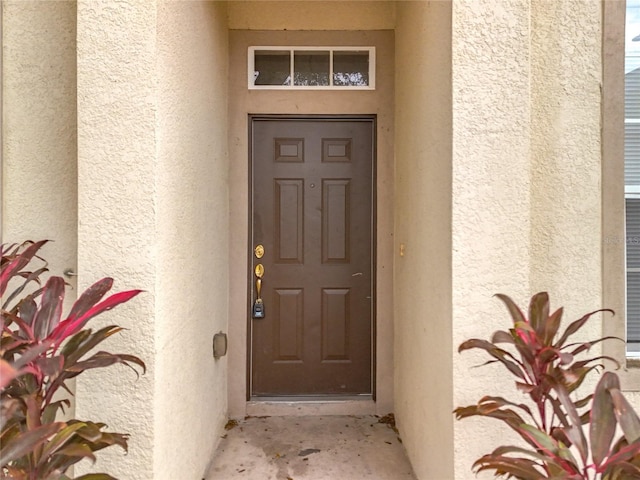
247;114;377;398
227;29;394;417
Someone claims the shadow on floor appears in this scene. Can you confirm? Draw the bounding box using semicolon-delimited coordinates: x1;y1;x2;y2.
205;415;417;480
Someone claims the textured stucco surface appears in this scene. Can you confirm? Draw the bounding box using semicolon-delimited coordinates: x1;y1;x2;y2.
155;2;229;478
393;2;453;480
529;0;603;321
2;0;77;278
451;0;533;477
75;1;230;479
228;1;395;30
3;1;630;479
529;0;604;399
451;1;604;478
75;1;158;477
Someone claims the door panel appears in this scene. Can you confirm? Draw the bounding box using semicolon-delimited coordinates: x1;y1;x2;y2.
250;117;374;396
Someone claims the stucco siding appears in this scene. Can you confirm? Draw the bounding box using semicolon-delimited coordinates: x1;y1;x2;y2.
451;0;532;477
228;1;395;30
450;0;605;478
76;1;158;477
155;2;229;478
2;0;78;283
75;2;230;479
394;2;453;479
529;0;603;340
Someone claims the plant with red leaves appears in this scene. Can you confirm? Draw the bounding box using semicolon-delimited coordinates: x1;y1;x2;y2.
454;292;640;479
1;240;145;480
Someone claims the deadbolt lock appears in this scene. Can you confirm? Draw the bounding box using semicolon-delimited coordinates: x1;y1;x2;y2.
254;244;264;259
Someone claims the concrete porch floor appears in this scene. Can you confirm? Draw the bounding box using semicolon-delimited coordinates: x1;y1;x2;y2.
205;415;417;480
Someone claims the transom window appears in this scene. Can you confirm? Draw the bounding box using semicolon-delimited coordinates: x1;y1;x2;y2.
248;47;375;90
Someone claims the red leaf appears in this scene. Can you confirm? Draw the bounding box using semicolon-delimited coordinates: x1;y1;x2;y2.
590;371;619;467
50;289;142;344
598;440;640;472
66;278;114;325
551;381;588;464
0;240;48;297
495;293;527;325
555;309;615;349
609;386;640;443
0;360;18;389
528;292;550;342
458;339;526;380
0;422;64;467
33;276;65;339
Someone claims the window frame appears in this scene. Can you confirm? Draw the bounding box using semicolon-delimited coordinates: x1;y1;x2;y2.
603;0;640;385
248;46;376;90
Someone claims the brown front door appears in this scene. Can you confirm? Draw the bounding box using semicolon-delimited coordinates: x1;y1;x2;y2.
250;116;374;396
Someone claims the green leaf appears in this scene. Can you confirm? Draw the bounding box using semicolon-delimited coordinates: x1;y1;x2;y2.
473;453;549;480
2;266;49;312
33;276;65;340
555;309;615;349
68;351;145;377
0;398;21;431
0;240;48;298
544;307;564;346
458;339;525;380
65;278;114;325
0;422;64;467
74;474;118;480
600;440;640;472
72;421;129;452
62;326;124;367
568;338;623;359
528;292;550;343
491;330;515;344
495;293;527;325
491;444;576;471
53;442;96;463
520;424;559;452
454;403;532;438
38;422;88;463
0;359;18;389
551;381;588;464
606;461;640;478
60;328;93;360
477;395;534;420
42;400;70;425
609;386;640;443
591;371;619;467
35;355;64;378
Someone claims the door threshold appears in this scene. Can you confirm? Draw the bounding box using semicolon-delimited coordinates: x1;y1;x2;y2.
246;396;375;416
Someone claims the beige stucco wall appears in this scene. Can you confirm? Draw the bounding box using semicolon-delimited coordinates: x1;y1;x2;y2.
75;1;229;478
451;0;532;476
529;0;602;315
228;1;395;30
2;0;77;281
75;1;158;476
2;1;629;479
393;2;453;480
450;0;605;478
155;2;229;478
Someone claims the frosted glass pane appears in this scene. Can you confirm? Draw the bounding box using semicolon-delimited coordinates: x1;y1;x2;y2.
254;51;291;86
294;51;329;86
333;51;369;86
